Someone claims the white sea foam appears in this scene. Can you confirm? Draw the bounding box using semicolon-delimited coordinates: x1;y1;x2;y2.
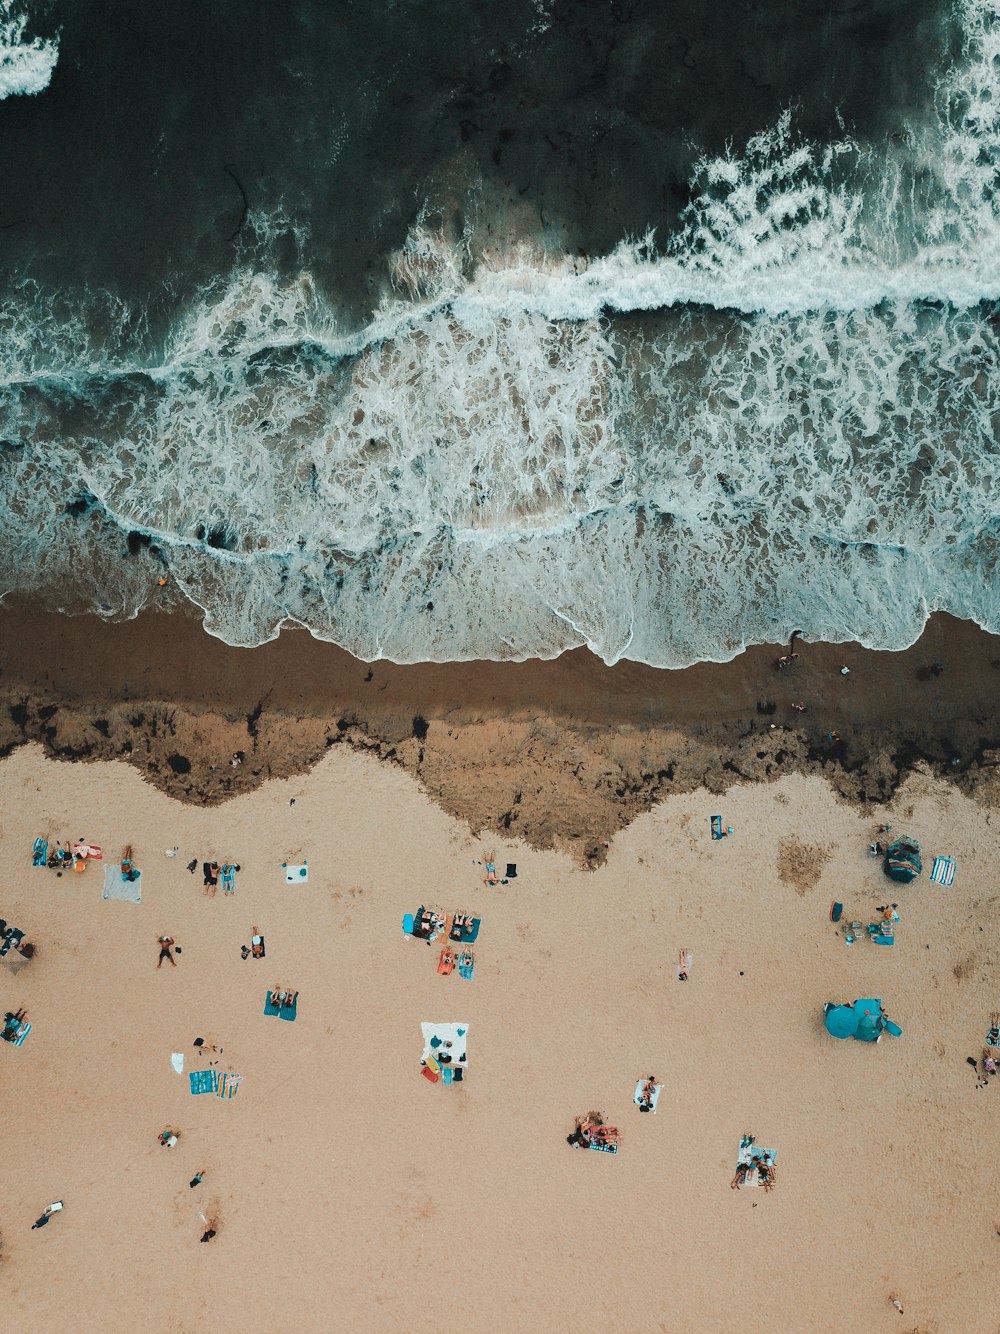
1;0;999;664
0;1;58;100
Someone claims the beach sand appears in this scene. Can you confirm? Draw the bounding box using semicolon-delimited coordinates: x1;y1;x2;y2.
2;741;997;1332
3;602;1000;863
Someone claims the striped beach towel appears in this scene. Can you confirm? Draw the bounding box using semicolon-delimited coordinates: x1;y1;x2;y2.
930;856;956;886
216;1072;243;1099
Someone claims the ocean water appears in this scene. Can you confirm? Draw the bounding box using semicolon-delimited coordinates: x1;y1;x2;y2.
0;0;998;665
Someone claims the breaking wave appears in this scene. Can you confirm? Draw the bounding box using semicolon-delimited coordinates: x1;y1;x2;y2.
0;0;58;100
0;0;998;666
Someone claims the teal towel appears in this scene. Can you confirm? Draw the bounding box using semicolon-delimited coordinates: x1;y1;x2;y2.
189;1069;218;1095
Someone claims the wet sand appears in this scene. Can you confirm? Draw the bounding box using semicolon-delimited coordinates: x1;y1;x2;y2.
2;602;1000;860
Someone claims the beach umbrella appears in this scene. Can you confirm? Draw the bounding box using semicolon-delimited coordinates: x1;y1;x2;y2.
853;998;884;1042
824;1005;860;1039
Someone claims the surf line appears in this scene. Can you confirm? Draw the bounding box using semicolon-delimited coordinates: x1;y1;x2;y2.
223;165;249;242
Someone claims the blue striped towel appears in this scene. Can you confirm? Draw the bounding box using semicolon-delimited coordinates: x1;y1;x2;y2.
189;1069;219;1095
930;856;956;886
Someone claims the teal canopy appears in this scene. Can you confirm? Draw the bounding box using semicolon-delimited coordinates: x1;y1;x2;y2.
824;1005;859;1039
853;998;884;1042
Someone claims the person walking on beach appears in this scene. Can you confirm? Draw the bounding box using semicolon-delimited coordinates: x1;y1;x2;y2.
31;1201;63;1230
189;1171;205;1189
890;1295;905;1314
157;935;176;968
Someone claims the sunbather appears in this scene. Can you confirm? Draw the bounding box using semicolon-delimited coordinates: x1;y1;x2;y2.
988;1012;1000;1045
677;949;692;981
282;989;297;1008
269;988;286;1007
730;1163;750;1190
2;1008;27;1042
483;851;499;886
639;1076;658;1109
251;929;265;958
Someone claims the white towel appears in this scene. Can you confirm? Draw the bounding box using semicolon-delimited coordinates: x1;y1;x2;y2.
171;1053;184;1074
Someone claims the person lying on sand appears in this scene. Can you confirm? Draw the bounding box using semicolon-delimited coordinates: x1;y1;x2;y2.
269;988;286;1007
639;1076;657;1108
677;949;692;981
281;990;297;1008
2;1008;27;1042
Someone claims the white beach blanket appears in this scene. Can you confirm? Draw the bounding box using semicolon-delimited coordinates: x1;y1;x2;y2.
633;1079;663;1113
421;1021;469;1067
283;861;308;884
103;863;141;902
171;1053;184;1074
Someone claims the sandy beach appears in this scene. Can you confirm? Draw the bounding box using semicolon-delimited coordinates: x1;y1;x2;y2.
2;737;998;1333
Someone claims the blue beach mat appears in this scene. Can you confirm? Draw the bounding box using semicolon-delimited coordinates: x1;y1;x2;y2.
458;955;475;981
12;1021;31;1047
711;815;723;840
189;1069;219;1095
263;993;282;1017
220;865;236;893
279;996;297;1022
32;837;48;866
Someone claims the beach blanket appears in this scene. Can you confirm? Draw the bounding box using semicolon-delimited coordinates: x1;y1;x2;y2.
171;1052;184;1074
633;1080;663;1113
737;1134;776;1187
711;815;724;840
102;864;141;902
189;1069;219;1095
421;1021;468;1074
263;993;282;1017
279;996;297;1022
220;864;237;893
216;1072;243;1099
458;953;475;981
10;1021;30;1047
283;861;308;883
32;837;48;866
930;856;956;887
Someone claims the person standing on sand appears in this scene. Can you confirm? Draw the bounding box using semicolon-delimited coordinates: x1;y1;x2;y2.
157;936;176;968
890;1295;904;1314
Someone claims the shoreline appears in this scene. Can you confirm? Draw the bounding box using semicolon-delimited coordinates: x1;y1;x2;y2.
2;601;1000;860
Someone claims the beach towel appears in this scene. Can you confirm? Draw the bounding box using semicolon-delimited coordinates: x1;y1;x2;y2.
421;1066;439;1083
458;953;475;981
32;837;48;866
279;996;297;1022
402;913;415;935
737;1135;776;1186
449;915;480;944
421;1022;468;1072
11;1021;30;1047
72;843;102;860
263;993;282;1017
438;948;456;976
930;856;956;887
711;814;723;839
171;1053;185;1074
441;1066;454;1085
588;1135;619;1154
220;865;236;893
102;864;141;902
189;1069;219;1095
216;1072;243;1098
283;862;308;883
830;902;843;922
633;1080;663;1113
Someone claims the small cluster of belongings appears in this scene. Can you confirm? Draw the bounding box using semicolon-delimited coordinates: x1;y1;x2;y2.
567;1111;619;1153
33;836;102;872
731;1134;776;1191
420;1022;467;1086
884;836;921;883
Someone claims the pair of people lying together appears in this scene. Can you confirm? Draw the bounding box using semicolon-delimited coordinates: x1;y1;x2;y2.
268;987;298;1009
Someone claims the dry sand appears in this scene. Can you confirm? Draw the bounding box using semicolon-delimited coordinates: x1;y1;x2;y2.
2;742;997;1333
